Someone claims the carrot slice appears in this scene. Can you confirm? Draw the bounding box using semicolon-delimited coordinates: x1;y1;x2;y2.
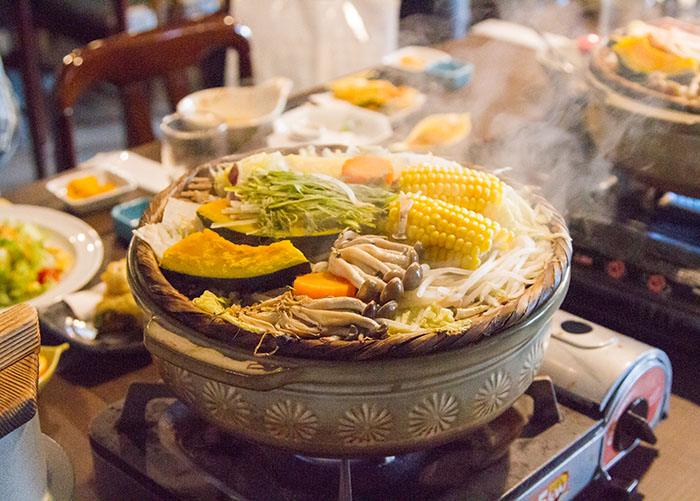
293;272;357;299
341;155;394;185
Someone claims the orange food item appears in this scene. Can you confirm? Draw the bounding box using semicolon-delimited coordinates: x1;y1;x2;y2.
66;175;116;199
612;36;699;75
399;55;426;70
341;155;394;185
293;272;357;299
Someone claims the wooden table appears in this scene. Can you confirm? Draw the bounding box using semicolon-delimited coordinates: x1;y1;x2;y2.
6;35;700;501
5;142;162;500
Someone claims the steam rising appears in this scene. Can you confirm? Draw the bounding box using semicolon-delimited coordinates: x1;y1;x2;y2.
397;0;677;219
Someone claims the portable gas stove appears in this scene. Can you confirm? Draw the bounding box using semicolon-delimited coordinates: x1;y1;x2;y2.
90;310;671;500
565;174;700;355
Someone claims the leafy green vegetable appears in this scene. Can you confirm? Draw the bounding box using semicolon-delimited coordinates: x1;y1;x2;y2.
193;290;267;334
230;170;396;237
391;304;471;334
0;222;66;307
212;162;236;197
193;290;230;314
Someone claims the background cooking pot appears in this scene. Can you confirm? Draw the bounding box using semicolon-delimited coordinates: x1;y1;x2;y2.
586;50;700;198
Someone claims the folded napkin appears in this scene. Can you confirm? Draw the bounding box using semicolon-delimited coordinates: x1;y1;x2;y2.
61;283;106;340
79;151;184;194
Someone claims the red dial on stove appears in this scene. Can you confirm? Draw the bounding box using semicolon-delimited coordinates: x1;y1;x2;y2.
602;367;666;468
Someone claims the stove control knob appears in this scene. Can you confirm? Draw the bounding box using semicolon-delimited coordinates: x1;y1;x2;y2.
613;398;657;451
597;470;639;500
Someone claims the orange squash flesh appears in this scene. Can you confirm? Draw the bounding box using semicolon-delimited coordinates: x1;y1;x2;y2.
341;155;394;185
293;272;357;299
160;229;311;297
613;36;699;76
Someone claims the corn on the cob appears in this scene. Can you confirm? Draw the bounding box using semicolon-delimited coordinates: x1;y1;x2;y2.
387;193;512;270
398;164;504;213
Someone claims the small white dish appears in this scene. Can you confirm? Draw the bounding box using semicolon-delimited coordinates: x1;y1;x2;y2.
81;151;174;194
45;166;137;214
267;102;393;148
392;113;472;151
177;77;294;150
382;46;451;72
310;91;426;124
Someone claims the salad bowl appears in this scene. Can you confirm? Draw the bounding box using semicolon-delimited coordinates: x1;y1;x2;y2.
128;146;571;457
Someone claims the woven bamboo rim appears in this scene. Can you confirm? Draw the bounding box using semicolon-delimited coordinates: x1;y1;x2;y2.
589;44;700;115
132;148;572;361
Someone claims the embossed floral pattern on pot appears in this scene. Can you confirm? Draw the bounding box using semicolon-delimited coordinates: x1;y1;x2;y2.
201;381;251;427
473;371;512;419
264;400;318;442
408;393;459;439
161;361;196;405
338;403;393;446
518;340;545;391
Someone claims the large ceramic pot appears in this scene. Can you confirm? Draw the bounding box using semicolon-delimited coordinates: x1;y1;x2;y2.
130;246;569;458
587;42;700;198
128;146;571;457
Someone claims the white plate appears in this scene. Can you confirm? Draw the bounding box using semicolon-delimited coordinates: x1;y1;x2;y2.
310;91;426;124
45;166;137;214
267;102;393;148
80;151;174;194
1;206;104;311
382;46;451;72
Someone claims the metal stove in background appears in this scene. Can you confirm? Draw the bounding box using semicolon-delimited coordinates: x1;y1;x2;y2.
565;174;700;356
90;310;672;500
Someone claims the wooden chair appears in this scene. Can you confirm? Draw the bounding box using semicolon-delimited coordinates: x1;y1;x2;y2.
53;13;251;172
8;0;129;179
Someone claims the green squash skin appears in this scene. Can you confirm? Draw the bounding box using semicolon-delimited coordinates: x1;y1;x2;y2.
197;212;340;261
160;261;311;299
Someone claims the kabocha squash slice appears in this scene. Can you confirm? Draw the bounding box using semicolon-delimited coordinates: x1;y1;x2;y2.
612;36;698;76
196;198;340;259
159;229;310;297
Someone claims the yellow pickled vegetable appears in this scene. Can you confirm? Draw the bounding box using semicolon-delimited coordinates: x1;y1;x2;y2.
613;36;699;76
66;175;116;199
404;113;472;148
38;353;48;378
330;77;416;110
399;164;504;213
386;193;512;270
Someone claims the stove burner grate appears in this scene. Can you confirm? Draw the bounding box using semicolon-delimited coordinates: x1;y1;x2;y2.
91;379;610;501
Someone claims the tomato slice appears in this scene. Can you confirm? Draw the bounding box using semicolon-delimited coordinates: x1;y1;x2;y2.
38;268;61;284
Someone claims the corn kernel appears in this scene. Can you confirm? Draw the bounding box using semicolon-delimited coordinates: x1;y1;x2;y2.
399;164;504;213
387;192;513;269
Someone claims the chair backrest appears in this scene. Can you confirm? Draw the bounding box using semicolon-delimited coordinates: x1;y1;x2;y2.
53;13;252;172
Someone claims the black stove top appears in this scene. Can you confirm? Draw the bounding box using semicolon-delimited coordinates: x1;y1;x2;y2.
565;174;700;357
90;381;604;501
